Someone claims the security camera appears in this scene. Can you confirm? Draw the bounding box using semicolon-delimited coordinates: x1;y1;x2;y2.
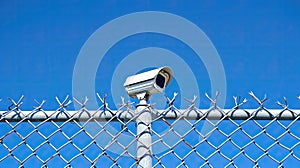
124;66;173;98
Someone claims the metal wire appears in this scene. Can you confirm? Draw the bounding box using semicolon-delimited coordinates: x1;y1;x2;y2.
0;92;300;167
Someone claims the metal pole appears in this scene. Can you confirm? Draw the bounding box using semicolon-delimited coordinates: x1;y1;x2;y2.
136;93;152;168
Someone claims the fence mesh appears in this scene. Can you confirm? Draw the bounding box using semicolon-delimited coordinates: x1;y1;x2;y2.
0;92;300;167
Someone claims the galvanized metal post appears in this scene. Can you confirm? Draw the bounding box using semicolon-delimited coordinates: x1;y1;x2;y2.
136;93;152;168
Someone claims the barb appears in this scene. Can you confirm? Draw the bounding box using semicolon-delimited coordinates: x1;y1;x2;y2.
96;93;107;108
120;96;126;105
165;92;178;107
184;95;197;108
118;96;134;110
161;92;179;118
96;93;116;118
249;91;268;107
229;95;250;118
33;99;46;112
233;96;247;109
7;95;24;111
205;91;220;107
249;91;273;119
55;95;72;112
184;95;197;105
31;99;49;119
73;97;89;109
276;97;288;109
73;97;91;119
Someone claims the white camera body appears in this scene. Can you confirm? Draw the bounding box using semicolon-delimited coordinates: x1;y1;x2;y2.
124;66;173;98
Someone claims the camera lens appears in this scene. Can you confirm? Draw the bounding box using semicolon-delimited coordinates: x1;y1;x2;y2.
156;74;165;88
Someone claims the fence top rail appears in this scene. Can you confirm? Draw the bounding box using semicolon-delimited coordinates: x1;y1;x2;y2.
1;109;300;122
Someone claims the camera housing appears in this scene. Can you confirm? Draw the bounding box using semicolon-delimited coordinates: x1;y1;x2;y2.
124;66;173;98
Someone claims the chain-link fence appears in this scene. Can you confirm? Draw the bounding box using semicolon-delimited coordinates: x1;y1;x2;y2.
1;92;300;167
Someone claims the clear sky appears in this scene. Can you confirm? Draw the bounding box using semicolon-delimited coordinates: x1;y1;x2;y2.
0;0;300;167
0;0;300;109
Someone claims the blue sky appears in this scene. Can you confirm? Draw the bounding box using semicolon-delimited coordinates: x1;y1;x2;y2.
0;1;300;108
0;0;300;167
1;1;300;109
